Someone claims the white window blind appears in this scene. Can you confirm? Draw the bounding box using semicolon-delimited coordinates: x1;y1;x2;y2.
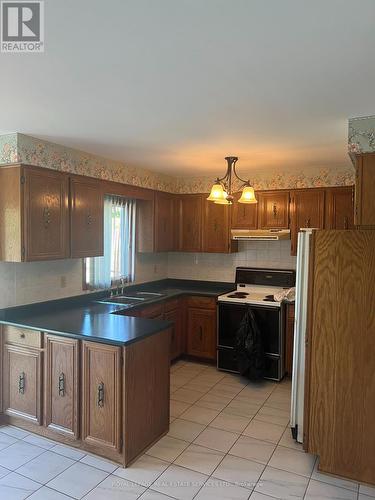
85;195;136;289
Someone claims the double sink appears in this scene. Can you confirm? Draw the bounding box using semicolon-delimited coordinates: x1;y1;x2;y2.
97;291;166;307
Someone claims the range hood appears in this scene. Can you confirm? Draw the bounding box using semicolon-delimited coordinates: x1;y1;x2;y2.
231;229;291;241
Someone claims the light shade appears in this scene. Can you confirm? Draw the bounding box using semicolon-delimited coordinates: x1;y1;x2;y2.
238;186;257;204
214;192;232;205
207;183;226;202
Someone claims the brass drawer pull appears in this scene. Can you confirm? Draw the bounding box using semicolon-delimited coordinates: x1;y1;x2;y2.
19;372;25;394
58;373;65;397
97;382;105;407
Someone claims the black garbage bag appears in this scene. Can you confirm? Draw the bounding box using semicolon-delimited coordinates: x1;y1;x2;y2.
235;309;265;381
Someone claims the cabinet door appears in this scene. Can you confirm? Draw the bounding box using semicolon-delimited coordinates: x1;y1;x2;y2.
155;192;175;252
325;187;354;230
3;345;42;424
290;189;325;255
23;168;69;261
355;153;375;227
202;197;236;253
44;336;79;438
70;177;104;258
231;192;258;229
140;303;164;319
179;195;203;251
82;342;122;453
187;308;216;360
165;307;183;360
258;191;290;229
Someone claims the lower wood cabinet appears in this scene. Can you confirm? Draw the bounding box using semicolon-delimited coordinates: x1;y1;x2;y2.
44;335;79;438
81;342;122;454
2;344;42;424
186;297;217;361
165;304;184;360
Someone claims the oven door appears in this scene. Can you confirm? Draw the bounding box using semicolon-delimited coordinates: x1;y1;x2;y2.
218;302;248;348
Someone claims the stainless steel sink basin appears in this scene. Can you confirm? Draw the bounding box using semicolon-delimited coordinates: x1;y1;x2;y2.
96;290;165;306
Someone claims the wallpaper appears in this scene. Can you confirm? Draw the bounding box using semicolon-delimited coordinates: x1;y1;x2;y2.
0;132;355;192
348;115;375;154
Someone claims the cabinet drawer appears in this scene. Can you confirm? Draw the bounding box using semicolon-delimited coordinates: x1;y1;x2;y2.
3;325;42;349
140;303;164;319
186;296;216;310
164;298;180;312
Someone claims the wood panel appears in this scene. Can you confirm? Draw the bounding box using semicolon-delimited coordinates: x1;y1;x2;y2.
82;342;122;453
154;192;175;252
306;230;375;484
70;176;104;258
140;302;164;319
0;166;22;262
202;196;237;253
231;192;258;229
325;186;354;230
165;306;183;360
257;191;289;229
44;335;79;438
123;328;170;465
3;325;42;349
179;194;203;251
284;303;295;376
3;344;42;424
354;153;375;228
186;307;217;360
23;167;69;261
136;197;155;253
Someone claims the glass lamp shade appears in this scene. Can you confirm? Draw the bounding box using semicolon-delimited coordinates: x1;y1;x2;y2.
238;186;257;204
207;183;226;202
214;191;232;204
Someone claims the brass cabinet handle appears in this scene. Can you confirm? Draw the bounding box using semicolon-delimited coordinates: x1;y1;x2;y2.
97;382;105;407
199;326;203;341
87;213;93;225
306;218;311;228
344;216;348;229
273;203;277;218
19;372;25;394
58;373;65;397
43;207;51;228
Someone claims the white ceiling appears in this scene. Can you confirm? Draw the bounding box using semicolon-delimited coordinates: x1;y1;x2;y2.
1;0;374;176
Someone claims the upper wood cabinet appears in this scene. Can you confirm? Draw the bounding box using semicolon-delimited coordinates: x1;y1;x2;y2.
202;196;237;253
154;192;175;252
231;192;258;229
178;194;203;251
290;189;325;255
0;165;69;262
354;153;375;228
325;186;354;230
70;176;104;258
257;191;290;229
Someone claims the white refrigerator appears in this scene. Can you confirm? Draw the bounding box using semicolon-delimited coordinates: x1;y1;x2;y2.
290;229;313;444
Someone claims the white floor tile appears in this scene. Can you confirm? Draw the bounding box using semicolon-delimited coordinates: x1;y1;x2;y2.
212;455;264;490
229;435;275;465
195;393;232;412
195;477;251;499
170;400;191;418
243;420;285;444
249;492;275;500
194;427;239;453
0;441;45;470
46;462;108;499
168;419;205;442
305;479;357;500
0;465;10;479
0;425;29;439
80;454;118;474
139;490;173;500
209;412;251;434
311;460;358;491
83;475;145;499
255;466;309;500
360;495;375;500
360;484;375;497
0;431;18;451
28;486;73;499
22;435;56;450
279;427;303;451
0;471;40;500
113;455;169;487
268;446;316;477
223;400;261;419
180;406;220;425
50;444;86;461
175;444;225;475
254;407;290;427
16;450;74;484
171;388;203;404
151;464;208;500
146;435;189;462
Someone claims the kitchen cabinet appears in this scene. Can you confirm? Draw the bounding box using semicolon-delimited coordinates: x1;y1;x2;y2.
70;176;104;258
155;191;176;252
354;153;375;228
82;341;122;454
325;186;354;229
44;335;79;438
202;196;237;253
0;165;69;262
186;296;217;360
179;194;203;251
2;343;42;424
284;303;295;376
165;300;184;360
140;303;164;320
290;189;325;255
231;192;258;229
257;191;290;230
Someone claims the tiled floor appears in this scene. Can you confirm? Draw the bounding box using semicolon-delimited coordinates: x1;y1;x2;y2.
0;360;374;499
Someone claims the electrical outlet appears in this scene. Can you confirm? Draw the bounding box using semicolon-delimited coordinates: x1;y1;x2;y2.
60;275;67;288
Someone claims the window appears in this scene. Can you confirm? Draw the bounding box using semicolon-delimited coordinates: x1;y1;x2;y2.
84;195;136;289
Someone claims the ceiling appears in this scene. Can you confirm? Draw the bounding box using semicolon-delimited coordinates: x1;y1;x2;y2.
1;0;374;176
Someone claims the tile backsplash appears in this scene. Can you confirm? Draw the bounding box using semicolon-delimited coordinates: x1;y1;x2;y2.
167;240;296;283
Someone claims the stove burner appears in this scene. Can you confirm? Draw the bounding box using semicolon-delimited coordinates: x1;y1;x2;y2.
227;292;249;298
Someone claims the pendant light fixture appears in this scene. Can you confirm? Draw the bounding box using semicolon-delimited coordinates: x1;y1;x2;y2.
207;156;257;205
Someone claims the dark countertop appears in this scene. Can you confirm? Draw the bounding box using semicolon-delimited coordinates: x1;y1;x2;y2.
0;279;234;347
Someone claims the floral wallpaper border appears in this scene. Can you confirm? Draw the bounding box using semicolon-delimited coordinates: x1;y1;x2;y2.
348;115;375;155
0;132;355;193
